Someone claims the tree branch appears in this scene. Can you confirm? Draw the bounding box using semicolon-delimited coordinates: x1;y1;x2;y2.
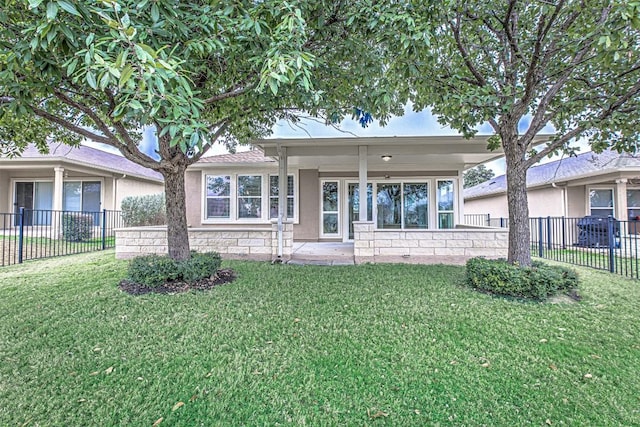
30;106;114;146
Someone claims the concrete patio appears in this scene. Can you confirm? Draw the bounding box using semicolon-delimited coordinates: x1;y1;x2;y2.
289;242;355;265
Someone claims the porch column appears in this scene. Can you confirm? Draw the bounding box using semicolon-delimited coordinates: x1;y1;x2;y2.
358;145;368;221
276;145;288;259
457;168;465;226
53;167;64;211
615;179;628;221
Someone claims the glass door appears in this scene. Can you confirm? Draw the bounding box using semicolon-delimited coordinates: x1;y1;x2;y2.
14;182;34;226
347;182;372;240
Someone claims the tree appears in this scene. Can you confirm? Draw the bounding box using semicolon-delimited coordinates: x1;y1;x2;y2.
0;0;415;260
401;0;640;265
464;164;495;188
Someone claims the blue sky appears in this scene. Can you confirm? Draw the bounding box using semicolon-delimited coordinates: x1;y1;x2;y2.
84;106;574;176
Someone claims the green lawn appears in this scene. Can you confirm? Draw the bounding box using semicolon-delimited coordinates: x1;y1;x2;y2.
1;251;639;426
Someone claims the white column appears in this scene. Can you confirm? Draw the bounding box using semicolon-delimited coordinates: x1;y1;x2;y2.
53;167;64;211
276;145;287;258
457;169;465;226
615;179;628;220
358;145;368;222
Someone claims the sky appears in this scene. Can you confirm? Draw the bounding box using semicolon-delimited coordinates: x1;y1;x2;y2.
84;105;576;177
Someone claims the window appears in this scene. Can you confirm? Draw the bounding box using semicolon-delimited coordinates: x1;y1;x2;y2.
206;175;230;218
376;182;430;229
237;175;262;218
404;183;429;229
627;189;640;220
63;181;101;212
322;181;339;235
377;183;402;229
589;189;614;217
269;175;295;219
437;180;454;229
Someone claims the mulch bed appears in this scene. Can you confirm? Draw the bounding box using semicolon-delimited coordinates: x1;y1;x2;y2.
118;268;236;295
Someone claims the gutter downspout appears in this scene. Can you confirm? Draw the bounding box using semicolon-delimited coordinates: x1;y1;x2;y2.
277;145;287;259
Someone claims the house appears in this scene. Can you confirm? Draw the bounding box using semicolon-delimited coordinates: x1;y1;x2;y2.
464;149;640;221
116;135;550;263
0;142;164;223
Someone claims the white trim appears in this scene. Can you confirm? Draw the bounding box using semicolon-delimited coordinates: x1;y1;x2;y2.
201;171;299;224
320;179;341;238
586;186;615;217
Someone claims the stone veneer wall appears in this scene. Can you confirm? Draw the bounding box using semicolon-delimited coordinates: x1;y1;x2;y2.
115;222;293;261
353;221;508;264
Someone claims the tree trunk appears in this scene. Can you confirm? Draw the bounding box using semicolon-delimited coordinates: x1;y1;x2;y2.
504;139;532;266
161;164;191;261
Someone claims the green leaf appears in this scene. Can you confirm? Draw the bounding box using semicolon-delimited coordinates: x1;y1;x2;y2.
86;71;97;89
129;99;143;110
268;78;278;95
151;3;160;23
66;58;78;75
56;0;80;16
46;2;58;20
119;65;134;87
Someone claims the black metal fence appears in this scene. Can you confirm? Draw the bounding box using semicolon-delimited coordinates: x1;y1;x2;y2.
463;213;510;228
0;208;123;267
464;214;640;279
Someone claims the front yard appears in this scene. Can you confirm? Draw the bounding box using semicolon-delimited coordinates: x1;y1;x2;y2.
1;251;639;425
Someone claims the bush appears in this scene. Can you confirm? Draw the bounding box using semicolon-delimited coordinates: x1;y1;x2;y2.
127;251;222;287
62;213;94;242
465;257;578;300
121;193;166;227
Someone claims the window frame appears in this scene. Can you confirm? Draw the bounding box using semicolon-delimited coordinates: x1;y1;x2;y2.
269;174;296;220
202;171;298;224
587;187;615;218
436;179;455;229
204;174;232;219
320;180;341;238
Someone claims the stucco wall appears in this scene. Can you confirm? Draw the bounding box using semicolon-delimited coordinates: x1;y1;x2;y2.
115;178;164;210
566;186;586;217
185;170;201;227
464;194;509;218
0;171;9;212
527;187;565;217
294;169;320;241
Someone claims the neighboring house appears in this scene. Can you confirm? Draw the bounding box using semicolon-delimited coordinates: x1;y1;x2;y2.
115;135;549;263
0;142;164;223
464;149;640;221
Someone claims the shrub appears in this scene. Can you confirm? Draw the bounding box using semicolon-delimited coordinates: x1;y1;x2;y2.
62;213;94;242
127;251;222;287
465;257;578;300
121;193;166;227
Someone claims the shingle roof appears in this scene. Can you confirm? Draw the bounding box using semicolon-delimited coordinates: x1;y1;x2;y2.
196;148;275;164
3;142;163;182
464;149;640;199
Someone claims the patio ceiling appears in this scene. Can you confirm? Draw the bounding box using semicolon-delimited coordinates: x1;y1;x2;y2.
254;135;552;171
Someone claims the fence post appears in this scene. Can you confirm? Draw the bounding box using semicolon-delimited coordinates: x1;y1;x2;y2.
607;216;615;273
538;217;544;257
546;216;553;250
18;207;25;264
486;214;491;227
500;217;504;228
561;216;566;249
101;209;107;250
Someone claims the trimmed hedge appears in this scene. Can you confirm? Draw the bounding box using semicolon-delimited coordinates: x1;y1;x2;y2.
127;251;222;287
121;193;166;227
62;213;93;242
465;257;578;300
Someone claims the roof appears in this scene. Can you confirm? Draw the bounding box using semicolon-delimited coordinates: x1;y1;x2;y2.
1;142;163;182
196;148;275;164
464;149;640;200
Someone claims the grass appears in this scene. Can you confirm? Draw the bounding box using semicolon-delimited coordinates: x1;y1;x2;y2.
1;252;640;426
0;236;115;266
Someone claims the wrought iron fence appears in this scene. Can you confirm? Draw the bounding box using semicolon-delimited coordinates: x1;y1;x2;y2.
0;209;123;267
464;214;640;279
